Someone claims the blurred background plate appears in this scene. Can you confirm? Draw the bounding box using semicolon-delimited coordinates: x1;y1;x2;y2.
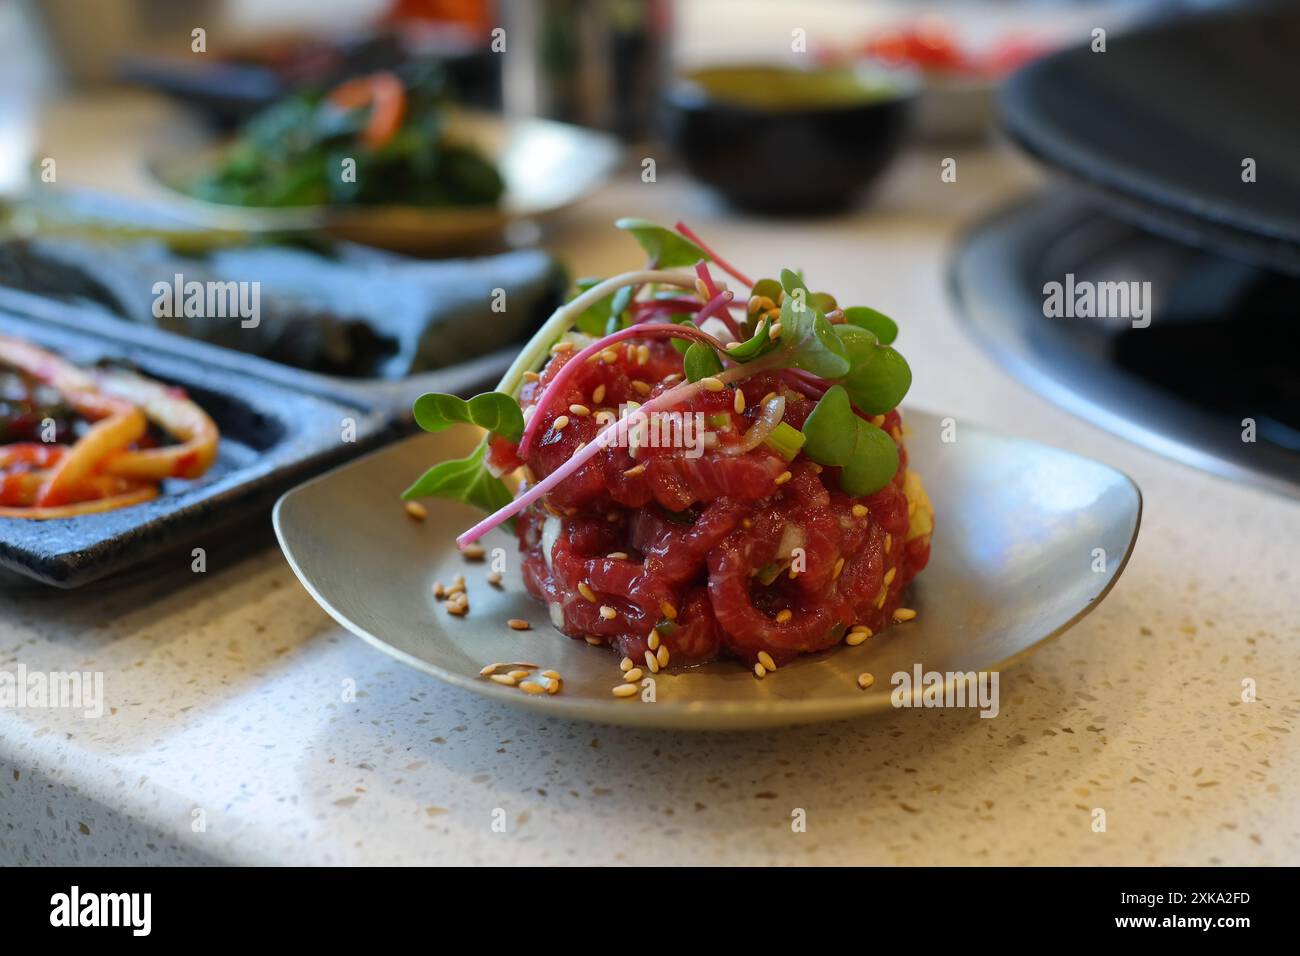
145;112;622;253
274;410;1141;730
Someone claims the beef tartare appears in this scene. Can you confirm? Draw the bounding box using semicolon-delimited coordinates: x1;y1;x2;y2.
405;219;934;679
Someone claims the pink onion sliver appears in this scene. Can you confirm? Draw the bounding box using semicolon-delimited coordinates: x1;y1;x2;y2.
515;304;732;458
456;357;770;548
695;263;743;339
677;221;754;288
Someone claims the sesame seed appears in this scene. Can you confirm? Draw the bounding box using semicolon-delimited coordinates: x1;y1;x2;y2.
660;601;677;620
489;673;517;686
833;557;845;579
757;650;776;671
552;415;570;431
592;384;606;404
851;624;873;636
620;656;634;672
747;295;763;313
519;680;546;695
694;278;709;299
613;683;639;698
774;471;792;486
845;630;868;646
446;595;469;616
894;608;917;622
663;373;683;385
701;377;724;392
601;348;619;364
875;586;887;609
623;464;646;478
647;628;660;651
432;581;446;599
775;609;793;623
870;414;885;427
883;567;897;587
506;669;531;681
552;341;575;355
753;662;767;679
461;543;486;560
644;650;660;674
724;341;741;351
768;322;782;340
479;663;501;676
585;636;603;646
623;667;644;683
734;390;745;414
885;533;892;554
607;551;629;560
857;672;875;689
569;403;590;417
636;344;650;365
486;571;503;587
632;379;651;396
523;371;541;383
578;582;598;602
405;501;428;521
599;605;618;620
545;678;561;694
507;618;530;631
656;645;670;667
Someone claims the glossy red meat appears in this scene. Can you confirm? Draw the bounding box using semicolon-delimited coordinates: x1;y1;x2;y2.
512;338;931;667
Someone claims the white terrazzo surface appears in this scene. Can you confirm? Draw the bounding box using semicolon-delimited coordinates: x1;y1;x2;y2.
1;130;1298;865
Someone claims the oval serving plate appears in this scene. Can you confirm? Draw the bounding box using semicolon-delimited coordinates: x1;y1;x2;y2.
273;411;1140;729
146;112;622;254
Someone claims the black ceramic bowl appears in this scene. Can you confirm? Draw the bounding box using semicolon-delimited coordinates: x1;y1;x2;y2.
662;64;917;215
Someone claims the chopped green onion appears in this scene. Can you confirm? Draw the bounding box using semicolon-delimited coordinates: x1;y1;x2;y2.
763;421;806;462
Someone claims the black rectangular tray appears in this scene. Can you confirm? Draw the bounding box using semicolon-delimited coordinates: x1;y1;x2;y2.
0;305;420;589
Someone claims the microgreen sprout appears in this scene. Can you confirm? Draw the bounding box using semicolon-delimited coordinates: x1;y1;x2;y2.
402;219;913;544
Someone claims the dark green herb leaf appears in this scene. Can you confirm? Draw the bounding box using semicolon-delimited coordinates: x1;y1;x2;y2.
412;391;524;442
840;344;911;415
615;218;710;268
800;385;899;496
726;315;773;362
683;342;724;382
401;440;516;519
776;294;850;379
843;306;898;345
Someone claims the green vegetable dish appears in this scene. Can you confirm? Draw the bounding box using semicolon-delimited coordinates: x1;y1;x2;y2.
189;63;504;209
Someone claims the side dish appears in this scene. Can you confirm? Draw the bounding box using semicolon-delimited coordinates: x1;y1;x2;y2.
0;337;218;518
189;63;504;209
404;220;933;676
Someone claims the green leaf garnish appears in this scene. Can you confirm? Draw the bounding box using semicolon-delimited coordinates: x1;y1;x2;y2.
572;278;633;337
683;342;724;382
401;440;516;520
801;385;899;496
412;391;524;443
615;218;710;268
839;344;912;416
775;294;850;379
726;315;774;362
844;306;898;345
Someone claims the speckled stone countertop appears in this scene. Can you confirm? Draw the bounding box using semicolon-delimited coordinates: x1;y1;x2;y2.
1;138;1297;866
